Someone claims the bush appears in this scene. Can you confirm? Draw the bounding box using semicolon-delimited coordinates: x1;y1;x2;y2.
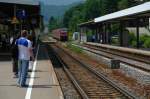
86;31;93;36
143;39;150;48
128;32;136;47
140;34;150;48
111;37;119;45
140;34;149;43
67;43;83;53
131;41;137;47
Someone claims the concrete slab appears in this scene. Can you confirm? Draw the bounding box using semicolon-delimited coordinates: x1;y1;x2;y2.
0;45;64;99
31;45;63;99
0;61;27;99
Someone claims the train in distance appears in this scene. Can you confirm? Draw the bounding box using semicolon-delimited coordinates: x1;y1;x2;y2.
52;28;68;41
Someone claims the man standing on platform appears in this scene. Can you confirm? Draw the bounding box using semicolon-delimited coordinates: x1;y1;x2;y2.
10;34;20;78
16;30;34;87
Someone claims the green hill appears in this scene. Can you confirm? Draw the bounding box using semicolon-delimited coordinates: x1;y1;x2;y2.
41;1;83;24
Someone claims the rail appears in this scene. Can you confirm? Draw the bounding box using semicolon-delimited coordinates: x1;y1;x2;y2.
85;42;150;64
55;44;138;99
51;44;89;99
73;43;150;72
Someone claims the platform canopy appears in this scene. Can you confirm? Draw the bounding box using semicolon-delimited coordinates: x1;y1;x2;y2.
78;20;94;27
0;0;39;5
94;2;150;23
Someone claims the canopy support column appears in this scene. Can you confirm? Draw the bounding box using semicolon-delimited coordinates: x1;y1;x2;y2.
98;24;101;43
95;27;98;42
104;23;107;44
119;21;123;46
136;19;140;49
79;27;82;42
108;23;111;44
102;24;105;44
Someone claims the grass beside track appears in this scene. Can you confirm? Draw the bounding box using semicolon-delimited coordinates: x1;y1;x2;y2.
66;43;83;54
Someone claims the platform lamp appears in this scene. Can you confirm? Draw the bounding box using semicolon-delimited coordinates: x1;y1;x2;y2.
11;16;19;24
11;16;19;36
11;4;20;35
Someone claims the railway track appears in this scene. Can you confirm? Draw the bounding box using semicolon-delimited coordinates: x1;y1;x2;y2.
73;43;150;73
46;44;82;99
84;42;150;64
49;44;138;99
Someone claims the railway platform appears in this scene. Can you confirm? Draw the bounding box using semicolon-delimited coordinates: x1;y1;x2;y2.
0;44;64;99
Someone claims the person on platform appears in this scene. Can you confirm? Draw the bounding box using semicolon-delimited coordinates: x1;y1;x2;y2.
16;30;34;87
27;34;34;71
10;34;20;78
31;29;36;48
1;33;7;51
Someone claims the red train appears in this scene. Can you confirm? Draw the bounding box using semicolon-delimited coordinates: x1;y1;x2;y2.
51;28;68;41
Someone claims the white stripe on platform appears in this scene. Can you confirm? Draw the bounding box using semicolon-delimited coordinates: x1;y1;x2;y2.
25;45;39;99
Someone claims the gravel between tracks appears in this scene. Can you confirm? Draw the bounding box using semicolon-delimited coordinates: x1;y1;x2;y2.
52;44;128;99
59;43;150;99
46;45;81;99
55;68;81;99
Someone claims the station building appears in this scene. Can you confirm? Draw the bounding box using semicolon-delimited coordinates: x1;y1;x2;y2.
0;0;42;52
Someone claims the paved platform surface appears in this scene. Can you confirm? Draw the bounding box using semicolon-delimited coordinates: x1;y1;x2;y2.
0;44;64;99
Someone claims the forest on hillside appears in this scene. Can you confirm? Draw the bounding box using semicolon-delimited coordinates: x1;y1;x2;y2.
49;0;149;32
64;0;150;32
48;0;150;48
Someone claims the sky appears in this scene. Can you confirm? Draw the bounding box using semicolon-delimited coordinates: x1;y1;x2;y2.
35;0;83;5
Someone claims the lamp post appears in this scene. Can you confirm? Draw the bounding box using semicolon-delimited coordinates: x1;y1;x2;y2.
14;4;16;32
11;4;20;36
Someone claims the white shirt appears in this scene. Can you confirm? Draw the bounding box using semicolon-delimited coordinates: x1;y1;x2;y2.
17;37;32;60
10;37;14;44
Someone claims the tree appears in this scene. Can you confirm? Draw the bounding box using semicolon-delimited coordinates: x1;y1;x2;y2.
63;4;84;31
63;8;74;27
100;0;119;15
69;10;84;32
63;0;148;35
48;16;61;32
84;0;101;20
118;0;129;10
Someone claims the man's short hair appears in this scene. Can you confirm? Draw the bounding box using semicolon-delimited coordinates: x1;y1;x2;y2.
21;30;28;37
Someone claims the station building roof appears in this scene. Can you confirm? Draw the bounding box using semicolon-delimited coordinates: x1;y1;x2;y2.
94;2;150;23
0;0;39;5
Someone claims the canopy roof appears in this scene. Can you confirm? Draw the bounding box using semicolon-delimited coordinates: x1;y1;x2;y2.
78;20;94;27
94;2;150;23
0;0;39;5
